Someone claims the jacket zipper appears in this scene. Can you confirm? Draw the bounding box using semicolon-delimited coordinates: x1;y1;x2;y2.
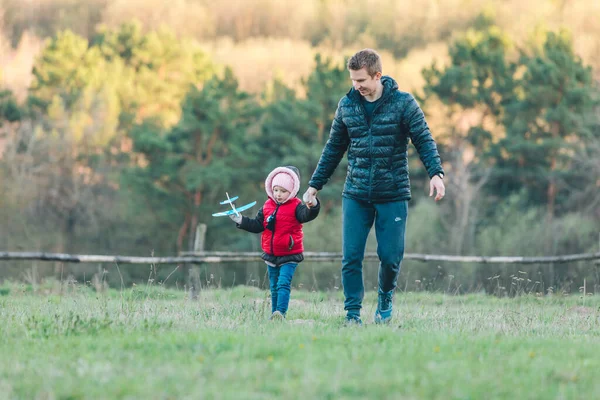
362;102;373;201
358;93;388;202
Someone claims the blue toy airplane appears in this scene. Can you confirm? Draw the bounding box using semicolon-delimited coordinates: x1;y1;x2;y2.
212;192;257;217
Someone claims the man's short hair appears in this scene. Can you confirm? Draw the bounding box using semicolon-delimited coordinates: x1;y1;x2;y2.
347;49;382;77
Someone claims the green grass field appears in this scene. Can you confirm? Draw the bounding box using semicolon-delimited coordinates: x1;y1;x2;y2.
0;283;599;399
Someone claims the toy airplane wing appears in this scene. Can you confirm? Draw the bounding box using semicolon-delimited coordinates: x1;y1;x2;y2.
219;196;239;205
212;201;257;217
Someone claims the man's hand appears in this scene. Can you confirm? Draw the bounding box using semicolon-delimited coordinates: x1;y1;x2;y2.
429;175;445;202
302;187;318;208
228;213;242;224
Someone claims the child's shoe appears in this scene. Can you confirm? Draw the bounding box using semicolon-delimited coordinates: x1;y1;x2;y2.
270;311;285;321
344;314;363;326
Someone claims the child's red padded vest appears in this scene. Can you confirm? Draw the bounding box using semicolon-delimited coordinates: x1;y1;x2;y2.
261;197;304;256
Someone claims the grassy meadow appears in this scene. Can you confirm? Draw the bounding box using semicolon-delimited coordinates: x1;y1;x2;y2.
0;282;599;399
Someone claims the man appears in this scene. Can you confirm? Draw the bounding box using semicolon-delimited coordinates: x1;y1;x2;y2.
303;49;445;325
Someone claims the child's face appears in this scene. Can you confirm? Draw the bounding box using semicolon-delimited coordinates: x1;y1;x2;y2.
272;186;291;203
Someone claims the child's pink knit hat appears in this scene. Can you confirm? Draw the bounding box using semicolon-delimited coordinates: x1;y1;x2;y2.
265;166;300;203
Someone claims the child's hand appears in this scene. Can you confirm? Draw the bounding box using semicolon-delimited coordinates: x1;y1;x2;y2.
228;213;242;224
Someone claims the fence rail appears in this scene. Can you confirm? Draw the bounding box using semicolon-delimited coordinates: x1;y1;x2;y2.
1;251;599;265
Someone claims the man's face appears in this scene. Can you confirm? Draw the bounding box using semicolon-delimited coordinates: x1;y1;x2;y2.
349;67;381;97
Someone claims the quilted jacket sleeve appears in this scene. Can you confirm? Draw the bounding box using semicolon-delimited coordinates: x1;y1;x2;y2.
308;100;350;190
404;95;444;178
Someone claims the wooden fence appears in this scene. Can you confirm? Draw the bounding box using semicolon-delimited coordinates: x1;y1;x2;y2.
1;251;599;265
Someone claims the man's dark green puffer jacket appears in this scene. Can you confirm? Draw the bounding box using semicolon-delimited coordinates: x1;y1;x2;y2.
308;76;444;202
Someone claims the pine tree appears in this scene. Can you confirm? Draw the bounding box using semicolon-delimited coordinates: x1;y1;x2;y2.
498;30;597;218
126;69;259;253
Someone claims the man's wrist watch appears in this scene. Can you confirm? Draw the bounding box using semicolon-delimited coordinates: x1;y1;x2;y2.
436;172;444;180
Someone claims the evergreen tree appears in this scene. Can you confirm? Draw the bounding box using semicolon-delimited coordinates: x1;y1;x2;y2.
126;69;259;252
498;30;597;218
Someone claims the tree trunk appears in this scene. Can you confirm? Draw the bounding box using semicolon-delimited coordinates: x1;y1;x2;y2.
546;122;560;222
176;216;190;254
177;216;191;286
546;157;557;222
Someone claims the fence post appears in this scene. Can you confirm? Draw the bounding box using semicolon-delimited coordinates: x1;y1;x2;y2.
194;224;207;253
189;223;207;300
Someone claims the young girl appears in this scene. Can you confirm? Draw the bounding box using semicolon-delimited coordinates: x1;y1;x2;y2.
229;166;320;320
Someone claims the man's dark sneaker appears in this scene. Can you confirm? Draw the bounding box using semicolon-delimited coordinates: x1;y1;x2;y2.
374;288;394;324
